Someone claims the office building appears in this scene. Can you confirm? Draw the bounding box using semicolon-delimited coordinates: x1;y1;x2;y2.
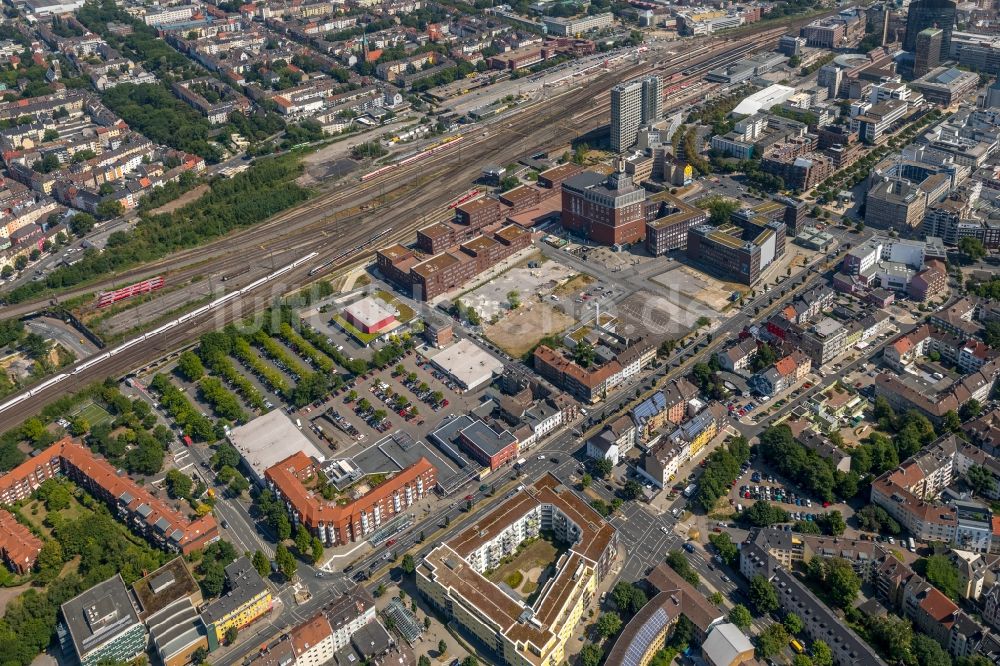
852;99;909;144
610;75;660;152
644;192;707;255
561;160;652;246
60;575;148;666
904;0;956;59
915;28;943;77
200;557;273;648
542;13;613;35
865;178;929;229
417;474;617;666
377;224;531;301
430;414;519;471
910;67;979;106
817;64;843;98
686;219;786;286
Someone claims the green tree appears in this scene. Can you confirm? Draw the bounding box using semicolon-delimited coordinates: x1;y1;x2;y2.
37;479;71;511
729;604;752;630
708;591;724;605
811;640;834;666
165;469;193;500
968;464;997;498
816;510;846;536
275;543;297;581
611;581;647;618
784;612;804;635
749;574;779;614
960;399;983;421
96;199;124;220
401;553;416;574
958;236;986;262
912;633;950;666
192;647;208;665
252;550;270;578
756;623;790;659
580;644;603;666
666;550;700;586
821;558;861;608
224;626;238;645
708;532;739;566
418;657;431;666
310;538;324;564
593;457;613;478
923;554;963;600
573;342;596;368
596;611;623;638
942;409;961;433
294;525;312;559
621;479;644;501
35;540;65;583
437;640;447;657
177;351;205;381
581;473;592;489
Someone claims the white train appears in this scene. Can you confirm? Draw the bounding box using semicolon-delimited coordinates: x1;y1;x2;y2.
0;251;320;416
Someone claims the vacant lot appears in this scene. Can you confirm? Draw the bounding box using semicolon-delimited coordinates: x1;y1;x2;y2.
486;537;561;600
463;255;577;321
484;300;575;359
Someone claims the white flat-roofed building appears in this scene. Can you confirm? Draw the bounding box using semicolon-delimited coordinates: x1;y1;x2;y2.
429;338;504;391
228;411;327;485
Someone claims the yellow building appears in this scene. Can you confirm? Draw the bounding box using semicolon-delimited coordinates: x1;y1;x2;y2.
201;557;272;649
417;474;617;666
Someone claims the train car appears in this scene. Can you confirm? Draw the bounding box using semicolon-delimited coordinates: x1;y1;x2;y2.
97;276;165;308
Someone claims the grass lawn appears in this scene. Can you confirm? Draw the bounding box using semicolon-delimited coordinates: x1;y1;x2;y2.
486;536;562;600
20;495;89;538
376;290;415;323
332;314;379;345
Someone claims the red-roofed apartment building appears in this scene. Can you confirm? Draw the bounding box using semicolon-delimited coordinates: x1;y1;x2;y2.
264;453;436;546
0;437;219;555
0;508;42;573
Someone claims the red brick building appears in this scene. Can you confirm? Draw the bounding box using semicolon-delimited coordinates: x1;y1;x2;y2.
264;453;436;546
455;197;503;230
560;164;654;246
378;224;531;301
537;163;583;190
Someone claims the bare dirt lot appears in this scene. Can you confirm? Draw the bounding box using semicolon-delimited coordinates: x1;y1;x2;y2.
462;252;577;321
484;299;576;359
148;184;209;214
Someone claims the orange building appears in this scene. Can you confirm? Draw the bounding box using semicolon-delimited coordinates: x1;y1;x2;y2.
264;454;436;546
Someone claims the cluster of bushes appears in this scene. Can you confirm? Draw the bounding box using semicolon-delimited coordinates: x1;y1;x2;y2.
150;373;215;441
758;425;860;502
198;377;246;423
696;436;750;512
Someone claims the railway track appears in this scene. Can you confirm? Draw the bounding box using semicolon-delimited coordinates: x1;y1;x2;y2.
4;32;771;318
0;19;828;429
